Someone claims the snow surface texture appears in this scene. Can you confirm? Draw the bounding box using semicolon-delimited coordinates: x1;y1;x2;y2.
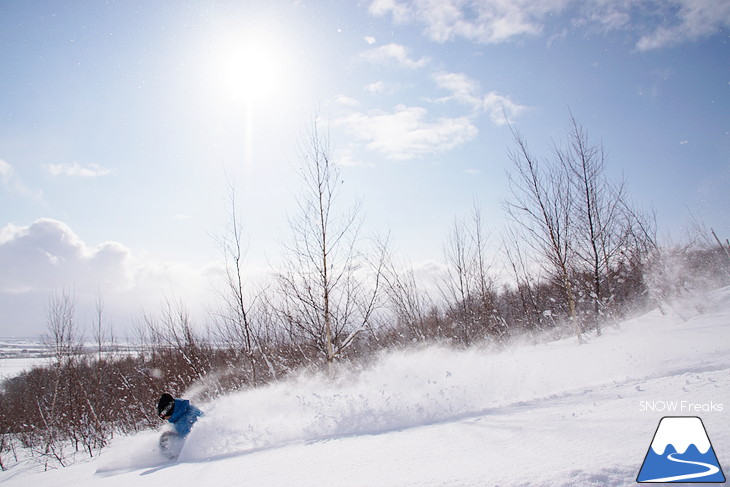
2;287;729;486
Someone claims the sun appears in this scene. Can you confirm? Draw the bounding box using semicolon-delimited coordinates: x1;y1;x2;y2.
208;30;286;104
221;43;279;102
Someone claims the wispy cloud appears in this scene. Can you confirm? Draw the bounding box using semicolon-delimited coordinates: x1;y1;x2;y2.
0;159;12;185
337;104;477;160
334;146;374;168
361;43;430;69
45;162;113;178
635;0;730;51
369;0;567;44
432;71;529;125
365;81;388;94
578;0;730;50
433;72;481;101
369;0;730;50
0;158;43;201
364;80;405;95
333;94;362;107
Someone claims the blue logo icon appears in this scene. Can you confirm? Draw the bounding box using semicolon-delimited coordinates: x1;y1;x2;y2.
637;416;725;483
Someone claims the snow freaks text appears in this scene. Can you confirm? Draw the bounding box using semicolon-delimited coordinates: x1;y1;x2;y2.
639;401;724;413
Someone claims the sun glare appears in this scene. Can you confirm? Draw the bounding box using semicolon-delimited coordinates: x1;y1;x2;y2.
204;26;290;106
221;44;279;102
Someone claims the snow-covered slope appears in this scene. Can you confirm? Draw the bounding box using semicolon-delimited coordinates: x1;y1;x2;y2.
3;288;729;486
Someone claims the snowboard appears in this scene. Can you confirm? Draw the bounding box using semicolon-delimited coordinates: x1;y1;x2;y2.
159;430;185;460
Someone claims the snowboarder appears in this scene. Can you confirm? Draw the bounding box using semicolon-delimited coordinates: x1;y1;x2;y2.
157;393;203;459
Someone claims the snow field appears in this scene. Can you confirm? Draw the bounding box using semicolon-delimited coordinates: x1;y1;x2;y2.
2;286;729;486
184;292;729;464
0;357;47;381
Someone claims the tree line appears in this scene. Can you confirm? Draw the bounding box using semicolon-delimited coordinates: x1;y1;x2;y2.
1;116;729;470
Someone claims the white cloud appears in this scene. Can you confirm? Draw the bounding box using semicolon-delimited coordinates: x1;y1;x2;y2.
369;0;413;23
0;159;12;185
481;92;528;125
334;147;372;168
333;94;362;107
368;0;730;49
365;81;387;94
0;219;134;294
369;0;568;44
433;72;481;101
361;43;430;69
337;104;478;160
364;81;405;95
411;258;447;297
0;219;215;336
45;162;113;178
636;0;730;51
579;0;633;31
432;71;529;125
0;158;43;201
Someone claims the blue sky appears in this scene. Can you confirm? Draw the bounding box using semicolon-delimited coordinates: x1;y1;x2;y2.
1;0;728;337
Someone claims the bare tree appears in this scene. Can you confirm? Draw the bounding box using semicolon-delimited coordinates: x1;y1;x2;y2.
712;228;730;265
275;119;382;368
501;226;547;334
442;216;474;343
92;291;116;361
145;294;211;383
503;124;581;342
557;115;633;333
211;179;270;384
441;202;502;344
374;234;433;343
37;288;83;467
688;211;730;270
44;288;82;364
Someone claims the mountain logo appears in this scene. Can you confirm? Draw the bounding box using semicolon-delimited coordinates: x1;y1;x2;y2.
637;416;725;483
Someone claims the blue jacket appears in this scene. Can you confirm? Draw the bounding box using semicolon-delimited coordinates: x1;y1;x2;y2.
167;398;202;437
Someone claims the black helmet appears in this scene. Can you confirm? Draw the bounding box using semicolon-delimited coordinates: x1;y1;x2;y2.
158;393;175;418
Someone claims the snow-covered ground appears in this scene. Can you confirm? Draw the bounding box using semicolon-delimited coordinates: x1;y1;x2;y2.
0;357;45;381
0;341;140;381
0;338;49;381
2;288;729;486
